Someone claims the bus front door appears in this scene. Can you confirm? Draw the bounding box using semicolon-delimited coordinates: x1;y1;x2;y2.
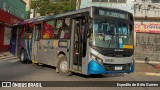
70;18;85;72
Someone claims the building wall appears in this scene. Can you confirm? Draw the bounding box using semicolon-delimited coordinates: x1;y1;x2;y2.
135;33;160;61
0;25;10;52
0;0;26;19
0;0;25;52
134;0;160;62
135;0;160;18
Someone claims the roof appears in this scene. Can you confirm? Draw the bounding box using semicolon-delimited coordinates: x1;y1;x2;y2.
14;6;133;26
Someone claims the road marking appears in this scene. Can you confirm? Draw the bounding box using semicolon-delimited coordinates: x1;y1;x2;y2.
145;72;160;76
0;57;18;61
0;55;14;60
9;59;20;62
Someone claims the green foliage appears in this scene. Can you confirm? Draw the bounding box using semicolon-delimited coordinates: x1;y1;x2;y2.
31;0;76;16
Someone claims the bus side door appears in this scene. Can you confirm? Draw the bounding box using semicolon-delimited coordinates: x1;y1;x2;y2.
70;15;88;72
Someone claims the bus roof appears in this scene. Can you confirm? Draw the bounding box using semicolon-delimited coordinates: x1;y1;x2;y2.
14;6;132;26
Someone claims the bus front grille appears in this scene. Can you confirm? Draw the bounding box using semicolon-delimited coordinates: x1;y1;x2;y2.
103;63;131;71
91;46;133;57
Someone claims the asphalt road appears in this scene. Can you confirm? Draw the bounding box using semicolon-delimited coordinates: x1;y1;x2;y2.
0;57;159;90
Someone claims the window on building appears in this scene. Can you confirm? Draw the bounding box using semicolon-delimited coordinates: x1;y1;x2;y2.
92;0;125;3
8;5;12;13
21;13;25;19
110;0;117;2
101;0;109;2
15;8;18;16
18;11;21;17
92;0;100;2
152;0;160;3
2;1;6;11
0;0;2;9
118;0;126;3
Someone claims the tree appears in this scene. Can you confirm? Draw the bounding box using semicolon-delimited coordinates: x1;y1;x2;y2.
31;0;76;16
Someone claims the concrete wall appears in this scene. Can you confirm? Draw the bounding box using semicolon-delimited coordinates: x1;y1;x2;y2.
135;0;160;18
135;33;160;62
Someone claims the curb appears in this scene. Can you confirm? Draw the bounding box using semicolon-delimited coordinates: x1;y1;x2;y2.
135;60;160;64
134;72;160;76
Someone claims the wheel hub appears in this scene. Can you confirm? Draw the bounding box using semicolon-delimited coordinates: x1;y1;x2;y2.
60;60;68;72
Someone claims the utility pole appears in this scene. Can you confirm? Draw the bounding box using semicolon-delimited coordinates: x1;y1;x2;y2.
76;0;81;10
33;0;39;17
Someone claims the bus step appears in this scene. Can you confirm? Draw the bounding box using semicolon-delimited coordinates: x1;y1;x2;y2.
32;60;38;64
69;69;82;74
73;65;82;71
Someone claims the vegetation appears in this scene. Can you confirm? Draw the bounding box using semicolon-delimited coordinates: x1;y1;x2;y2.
31;0;76;16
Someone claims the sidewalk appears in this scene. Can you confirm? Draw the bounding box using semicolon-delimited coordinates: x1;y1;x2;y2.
134;63;160;76
0;52;14;60
135;63;160;73
0;52;12;57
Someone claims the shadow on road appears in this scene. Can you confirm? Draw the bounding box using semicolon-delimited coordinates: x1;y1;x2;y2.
71;73;125;78
35;63;125;78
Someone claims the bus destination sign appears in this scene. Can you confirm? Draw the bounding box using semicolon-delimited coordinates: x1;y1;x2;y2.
98;9;128;19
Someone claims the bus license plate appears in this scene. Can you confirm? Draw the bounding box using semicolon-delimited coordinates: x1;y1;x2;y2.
115;66;122;70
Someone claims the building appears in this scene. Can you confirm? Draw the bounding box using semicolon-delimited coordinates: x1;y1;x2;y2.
0;0;26;52
24;0;31;19
134;0;160;62
80;0;135;14
79;0;160;62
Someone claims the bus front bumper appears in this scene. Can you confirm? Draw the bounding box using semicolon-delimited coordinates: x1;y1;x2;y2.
88;60;134;74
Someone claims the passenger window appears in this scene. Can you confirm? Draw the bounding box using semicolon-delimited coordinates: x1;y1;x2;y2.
55;18;70;39
23;26;33;39
42;21;54;39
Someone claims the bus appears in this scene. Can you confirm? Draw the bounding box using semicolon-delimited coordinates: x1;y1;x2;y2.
10;6;134;76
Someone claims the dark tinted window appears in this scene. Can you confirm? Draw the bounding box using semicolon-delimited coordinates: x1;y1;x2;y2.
101;0;108;2
92;0;100;2
110;0;117;2
152;0;160;3
118;0;126;3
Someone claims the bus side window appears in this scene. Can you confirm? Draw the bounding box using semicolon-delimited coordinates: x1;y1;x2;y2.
55;18;70;39
23;26;33;39
55;20;62;38
42;21;54;39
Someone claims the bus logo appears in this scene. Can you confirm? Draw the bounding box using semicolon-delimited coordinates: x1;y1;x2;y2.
2;82;11;87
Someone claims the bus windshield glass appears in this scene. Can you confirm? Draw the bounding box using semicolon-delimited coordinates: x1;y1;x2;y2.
90;19;133;48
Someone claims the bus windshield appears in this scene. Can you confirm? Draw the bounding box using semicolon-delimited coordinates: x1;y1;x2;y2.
90;19;133;48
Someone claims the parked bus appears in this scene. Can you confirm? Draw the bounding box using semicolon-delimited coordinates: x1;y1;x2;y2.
10;6;134;76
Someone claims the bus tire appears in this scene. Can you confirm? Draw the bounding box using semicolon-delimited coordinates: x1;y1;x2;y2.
57;55;72;76
19;49;30;64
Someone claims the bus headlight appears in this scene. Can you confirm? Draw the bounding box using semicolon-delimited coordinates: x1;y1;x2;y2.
90;53;103;65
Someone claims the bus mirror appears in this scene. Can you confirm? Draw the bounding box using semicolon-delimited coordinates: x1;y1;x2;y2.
87;22;92;38
87;29;92;38
89;23;92;29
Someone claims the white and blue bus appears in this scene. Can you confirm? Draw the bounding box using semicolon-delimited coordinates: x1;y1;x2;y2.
10;6;134;76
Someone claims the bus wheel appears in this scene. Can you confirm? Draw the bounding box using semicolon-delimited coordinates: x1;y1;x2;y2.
57;55;72;76
19;49;30;64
